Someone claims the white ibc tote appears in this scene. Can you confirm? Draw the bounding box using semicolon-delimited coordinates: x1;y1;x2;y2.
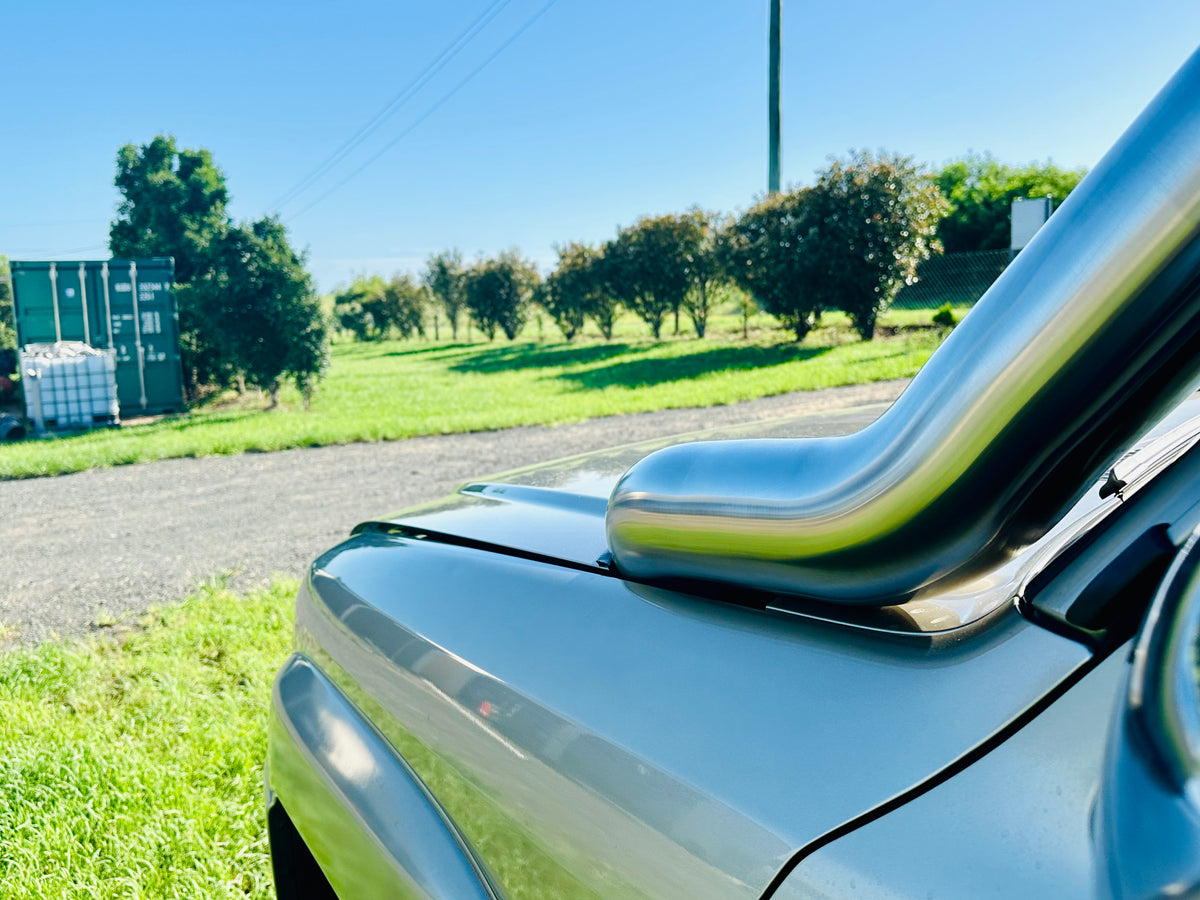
20;342;119;433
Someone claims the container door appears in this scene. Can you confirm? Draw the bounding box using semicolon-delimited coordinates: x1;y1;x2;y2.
11;260;95;345
11;261;59;344
84;262;113;350
131;261;184;414
102;262;145;414
53;263;90;343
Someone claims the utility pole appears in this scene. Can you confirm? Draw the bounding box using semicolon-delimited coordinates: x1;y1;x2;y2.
768;0;781;195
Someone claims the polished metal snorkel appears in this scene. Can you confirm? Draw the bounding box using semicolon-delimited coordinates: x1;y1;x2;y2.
607;48;1200;606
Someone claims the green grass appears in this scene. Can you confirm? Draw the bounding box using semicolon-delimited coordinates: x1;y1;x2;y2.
0;308;950;479
0;580;295;899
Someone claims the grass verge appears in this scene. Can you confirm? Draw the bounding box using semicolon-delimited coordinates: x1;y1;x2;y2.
0;309;950;480
0;580;296;899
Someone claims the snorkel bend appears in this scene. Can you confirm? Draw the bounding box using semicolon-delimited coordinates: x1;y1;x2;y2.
607;49;1200;605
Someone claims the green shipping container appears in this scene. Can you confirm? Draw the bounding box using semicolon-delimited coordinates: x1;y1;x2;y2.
9;259;185;417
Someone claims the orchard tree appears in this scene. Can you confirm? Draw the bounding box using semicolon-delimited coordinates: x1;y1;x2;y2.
722;189;824;340
679;209;726;338
934;153;1086;252
380;274;428;339
541;242;617;340
538;267;585;340
586;245;621;340
464;250;540;340
732;286;759;340
604;214;695;339
334;275;389;341
335;274;427;340
423;250;467;340
807;151;948;339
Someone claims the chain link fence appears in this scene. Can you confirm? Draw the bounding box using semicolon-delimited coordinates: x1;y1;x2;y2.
892;249;1014;310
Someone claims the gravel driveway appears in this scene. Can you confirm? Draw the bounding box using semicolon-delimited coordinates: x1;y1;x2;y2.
0;380;908;644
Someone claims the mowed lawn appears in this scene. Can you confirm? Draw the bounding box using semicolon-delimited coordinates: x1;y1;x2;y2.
0;580;295;900
0;309;949;479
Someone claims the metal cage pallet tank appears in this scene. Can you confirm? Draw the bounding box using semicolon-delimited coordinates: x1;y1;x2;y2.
9;258;185;419
20;342;119;431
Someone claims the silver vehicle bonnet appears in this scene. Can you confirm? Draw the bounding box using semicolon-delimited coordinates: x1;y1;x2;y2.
375;393;1200;636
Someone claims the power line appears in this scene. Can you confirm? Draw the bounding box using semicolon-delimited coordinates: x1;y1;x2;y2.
271;0;515;212
272;0;514;211
289;0;561;221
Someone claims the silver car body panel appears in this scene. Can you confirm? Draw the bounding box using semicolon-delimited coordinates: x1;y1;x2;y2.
289;536;1088;899
780;526;1200;900
268;654;496;899
772;647;1130;900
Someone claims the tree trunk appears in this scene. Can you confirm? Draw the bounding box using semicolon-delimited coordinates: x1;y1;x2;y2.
856;310;877;341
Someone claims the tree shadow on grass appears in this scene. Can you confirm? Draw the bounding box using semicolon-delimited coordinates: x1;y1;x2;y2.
449;342;636;374
380;342;478;359
28;411;256;444
558;343;830;391
146;412;265;433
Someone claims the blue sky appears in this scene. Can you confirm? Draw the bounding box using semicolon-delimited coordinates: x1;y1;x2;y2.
2;1;1198;292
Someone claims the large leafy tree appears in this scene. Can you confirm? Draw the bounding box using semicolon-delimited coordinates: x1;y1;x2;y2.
423;250;467;340
722;189;824;341
110;136;328;402
109;135;228;285
807;151;948;339
934;153;1086;253
180;217;327;406
604;215;696;339
463;251;540;341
